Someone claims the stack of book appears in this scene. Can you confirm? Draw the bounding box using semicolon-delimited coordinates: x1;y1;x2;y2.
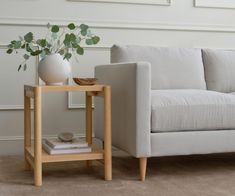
43;138;91;155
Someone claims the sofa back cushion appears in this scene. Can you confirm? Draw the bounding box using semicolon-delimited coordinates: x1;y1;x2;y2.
111;45;206;90
202;49;235;93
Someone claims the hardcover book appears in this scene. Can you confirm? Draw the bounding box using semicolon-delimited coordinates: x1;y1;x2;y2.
42;141;92;155
45;138;88;149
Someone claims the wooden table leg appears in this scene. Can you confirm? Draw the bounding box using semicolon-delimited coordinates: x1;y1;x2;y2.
24;90;31;170
34;87;42;186
104;86;112;180
86;92;93;167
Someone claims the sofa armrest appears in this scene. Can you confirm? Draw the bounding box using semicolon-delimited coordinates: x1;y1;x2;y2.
94;62;151;157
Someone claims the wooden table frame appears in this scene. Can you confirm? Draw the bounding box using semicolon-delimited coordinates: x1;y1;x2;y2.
24;85;112;186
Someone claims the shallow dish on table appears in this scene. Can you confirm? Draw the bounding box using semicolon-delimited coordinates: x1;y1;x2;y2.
73;78;97;85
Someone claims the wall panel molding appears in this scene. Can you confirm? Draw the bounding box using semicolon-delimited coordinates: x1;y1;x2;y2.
67;46;110;109
195;0;235;9
67;93;95;109
67;0;171;6
0;44;39;110
1;17;235;33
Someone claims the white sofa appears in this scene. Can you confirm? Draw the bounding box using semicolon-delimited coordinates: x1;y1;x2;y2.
94;45;235;180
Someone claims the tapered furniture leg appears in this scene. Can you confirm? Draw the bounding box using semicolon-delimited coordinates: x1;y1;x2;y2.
86;92;93;167
104;86;112;180
24;90;31;170
139;158;147;181
34;87;42;187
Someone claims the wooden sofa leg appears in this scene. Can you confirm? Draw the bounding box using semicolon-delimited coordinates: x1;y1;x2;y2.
139;157;147;181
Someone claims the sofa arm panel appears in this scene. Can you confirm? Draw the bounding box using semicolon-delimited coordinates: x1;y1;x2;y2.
94;62;151;157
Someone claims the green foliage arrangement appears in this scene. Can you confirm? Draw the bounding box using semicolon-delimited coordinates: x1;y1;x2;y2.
6;23;100;71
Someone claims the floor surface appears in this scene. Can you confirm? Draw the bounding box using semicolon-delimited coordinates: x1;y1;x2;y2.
1;153;235;196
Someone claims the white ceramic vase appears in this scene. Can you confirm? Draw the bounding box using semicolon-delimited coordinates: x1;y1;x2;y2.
38;54;71;85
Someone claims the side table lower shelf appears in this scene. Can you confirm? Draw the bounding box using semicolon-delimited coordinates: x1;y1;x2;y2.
25;146;104;164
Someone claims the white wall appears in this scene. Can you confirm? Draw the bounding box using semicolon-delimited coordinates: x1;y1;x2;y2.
0;0;235;155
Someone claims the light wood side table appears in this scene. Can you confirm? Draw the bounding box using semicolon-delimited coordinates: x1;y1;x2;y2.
24;84;112;186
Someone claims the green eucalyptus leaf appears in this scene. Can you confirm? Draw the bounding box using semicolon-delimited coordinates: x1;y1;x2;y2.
44;48;51;55
6;48;13;54
24;32;33;43
8;44;13;48
58;50;65;55
51;25;59;33
23;64;27;71
40;39;47;47
64;52;72;60
70;33;76;42
63;34;71;46
18;64;22;72
81;30;87;36
72;43;78;48
80;24;89;36
11;40;16;44
65;33;70;39
30;50;42;56
92;36;100;44
26;43;33;53
85;39;93;45
14;41;22;49
36;39;47;47
21;44;26;49
36;39;41;45
23;54;30;60
68;23;76;30
76;46;84;55
80;24;89;31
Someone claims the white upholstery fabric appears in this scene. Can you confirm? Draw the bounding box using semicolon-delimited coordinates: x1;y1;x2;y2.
111;45;206;90
95;46;235;158
95;62;151;157
151;90;235;132
203;49;235;93
151;130;235;156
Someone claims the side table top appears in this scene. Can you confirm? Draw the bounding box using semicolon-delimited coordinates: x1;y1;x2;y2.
24;84;108;93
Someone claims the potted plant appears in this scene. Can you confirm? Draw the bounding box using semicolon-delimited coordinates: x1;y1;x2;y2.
6;23;100;85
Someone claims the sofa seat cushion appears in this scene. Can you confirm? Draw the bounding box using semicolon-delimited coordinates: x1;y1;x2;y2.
151;90;235;132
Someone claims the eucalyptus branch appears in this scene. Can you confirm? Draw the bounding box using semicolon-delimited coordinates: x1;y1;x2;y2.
6;22;100;70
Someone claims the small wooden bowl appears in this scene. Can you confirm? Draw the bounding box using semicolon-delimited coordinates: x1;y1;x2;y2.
73;78;97;86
